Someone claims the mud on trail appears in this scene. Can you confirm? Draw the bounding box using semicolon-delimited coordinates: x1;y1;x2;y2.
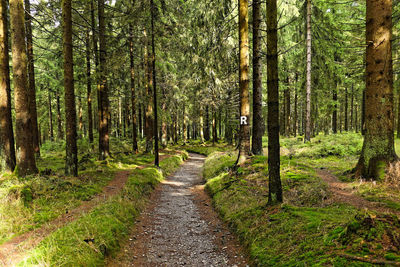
109;153;249;267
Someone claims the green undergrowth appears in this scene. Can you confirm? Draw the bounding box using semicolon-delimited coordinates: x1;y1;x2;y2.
204;151;400;266
18;153;186;266
0;137;182;245
177;140;234;156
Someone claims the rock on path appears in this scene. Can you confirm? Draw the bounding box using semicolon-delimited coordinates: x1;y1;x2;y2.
109;153;248;267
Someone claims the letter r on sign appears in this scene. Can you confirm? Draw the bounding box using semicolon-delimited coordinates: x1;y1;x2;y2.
240;116;248;125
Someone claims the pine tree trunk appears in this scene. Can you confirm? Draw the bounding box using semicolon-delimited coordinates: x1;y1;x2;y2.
350;85;354;131
48;90;54;141
199;107;204;143
0;0;16;172
129;24;138;153
86;30;94;144
356;0;396;179
139;103;143;138
285;79;291;136
183;103;188;143
251;0;263;155
267;0;282;204
204;105;210;141
304;0;312;142
361;90;366;135
212;107;217;143
237;0;251;165
24;0;39;157
62;0;78;176
98;0;110;160
294;73;298;137
56;89;63;140
144;31;153;153
345;87;348;131
10;0;38;176
332;85;338;134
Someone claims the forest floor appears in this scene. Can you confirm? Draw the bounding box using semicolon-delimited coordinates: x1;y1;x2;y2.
0;153;174;266
108;153;249;266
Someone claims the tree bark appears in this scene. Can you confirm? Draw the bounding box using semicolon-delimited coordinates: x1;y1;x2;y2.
212;107;217;143
332;85;338;134
24;0;39;157
56;88;63;140
86;30;93;144
267;0;282;204
204;105;210;141
199;107;205;143
345;87;348;131
129;24;138;153
62;0;78;176
0;0;16;172
251;0;263;155
98;0;110;160
48;90;54;141
356;0;396;179
10;0;38;176
150;0;159;166
144;30;153;153
350;85;354;131
237;0;251;165
293;73;298;137
304;0;312;142
285;77;291;136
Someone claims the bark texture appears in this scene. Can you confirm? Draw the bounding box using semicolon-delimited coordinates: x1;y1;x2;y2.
237;0;251;165
62;0;78;176
304;0;312;142
356;0;396;179
129;24;138;153
0;0;16;172
10;0;38;176
267;0;282;204
251;0;263;155
24;0;39;156
86;30;93;144
98;0;110;159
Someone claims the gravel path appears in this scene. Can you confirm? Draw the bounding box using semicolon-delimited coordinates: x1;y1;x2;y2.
109;153;248;267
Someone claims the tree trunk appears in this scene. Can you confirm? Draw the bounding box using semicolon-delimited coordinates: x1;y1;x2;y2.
56;88;63;140
361;90;366;135
150;0;159;166
332;85;338;134
267;0;282;204
48;90;54;141
144;31;153;153
356;0;396;179
293;73;298;137
0;0;16;172
86;30;94;144
304;0;312;142
199;107;204;143
62;0;78;176
204;105;210;141
237;0;251;165
129;24;138;153
212;107;217;143
24;0;39;157
98;0;110;160
251;0;263;155
10;0;38;176
183;103;188;143
350;85;354;131
345;87;348;131
285;77;291;136
139;103;143;138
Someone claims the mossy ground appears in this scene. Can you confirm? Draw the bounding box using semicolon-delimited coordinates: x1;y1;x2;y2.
204;133;400;266
0;137;185;245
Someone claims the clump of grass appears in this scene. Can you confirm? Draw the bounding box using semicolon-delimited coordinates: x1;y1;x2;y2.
203;151;236;180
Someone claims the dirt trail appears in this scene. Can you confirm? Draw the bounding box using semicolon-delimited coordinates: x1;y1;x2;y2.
318;169;400;216
0;154;172;267
109;153;249;267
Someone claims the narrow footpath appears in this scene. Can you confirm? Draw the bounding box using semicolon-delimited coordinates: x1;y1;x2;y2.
109;153;249;267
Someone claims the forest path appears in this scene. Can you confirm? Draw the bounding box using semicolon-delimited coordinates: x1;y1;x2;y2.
317;169;400;216
0;154;171;267
108;153;248;267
